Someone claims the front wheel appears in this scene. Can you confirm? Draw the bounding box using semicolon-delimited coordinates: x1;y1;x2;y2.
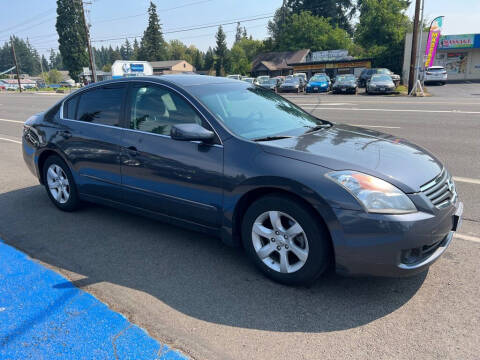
241;195;331;285
43;155;80;211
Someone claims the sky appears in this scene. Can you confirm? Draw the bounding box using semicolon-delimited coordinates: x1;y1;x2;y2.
0;0;479;58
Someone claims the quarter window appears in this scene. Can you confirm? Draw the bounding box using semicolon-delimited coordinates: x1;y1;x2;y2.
76;85;126;126
129;84;202;136
63;95;79;119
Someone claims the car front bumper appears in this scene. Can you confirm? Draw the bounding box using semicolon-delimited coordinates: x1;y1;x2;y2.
306;86;329;93
332;200;463;277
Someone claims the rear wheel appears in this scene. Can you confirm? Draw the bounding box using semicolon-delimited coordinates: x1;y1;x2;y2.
241;195;330;285
43;155;80;211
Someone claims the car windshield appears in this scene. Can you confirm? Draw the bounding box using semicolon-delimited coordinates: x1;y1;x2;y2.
189;82;325;140
377;69;391;75
371;74;391;82
310;76;327;82
336;75;355;82
285;78;299;84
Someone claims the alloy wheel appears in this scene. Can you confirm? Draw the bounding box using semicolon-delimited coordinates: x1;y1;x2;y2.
46;164;70;204
251;211;309;274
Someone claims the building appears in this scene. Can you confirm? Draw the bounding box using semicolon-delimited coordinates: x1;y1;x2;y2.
250;49;310;77
403;32;480;82
0;78;37;89
289;50;372;79
150;60;195;75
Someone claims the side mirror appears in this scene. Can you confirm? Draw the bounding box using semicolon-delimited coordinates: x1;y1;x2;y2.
170;123;215;142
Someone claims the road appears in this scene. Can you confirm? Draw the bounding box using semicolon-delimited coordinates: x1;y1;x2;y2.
0;85;479;360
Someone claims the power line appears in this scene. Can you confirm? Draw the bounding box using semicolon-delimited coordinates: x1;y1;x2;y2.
91;14;274;43
0;8;54;34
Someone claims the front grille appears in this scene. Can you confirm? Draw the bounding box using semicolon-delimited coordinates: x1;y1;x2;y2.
420;169;457;209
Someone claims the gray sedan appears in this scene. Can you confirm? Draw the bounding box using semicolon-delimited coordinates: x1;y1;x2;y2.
366;74;396;94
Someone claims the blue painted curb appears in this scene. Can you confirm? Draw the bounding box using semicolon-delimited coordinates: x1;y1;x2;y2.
0;239;188;360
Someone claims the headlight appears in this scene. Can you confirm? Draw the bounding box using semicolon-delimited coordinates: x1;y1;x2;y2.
326;171;417;214
307;84;311;87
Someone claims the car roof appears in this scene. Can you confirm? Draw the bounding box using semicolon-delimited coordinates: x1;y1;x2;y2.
81;75;240;90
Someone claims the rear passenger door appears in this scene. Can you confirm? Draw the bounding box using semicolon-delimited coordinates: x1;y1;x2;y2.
58;83;126;202
120;82;224;227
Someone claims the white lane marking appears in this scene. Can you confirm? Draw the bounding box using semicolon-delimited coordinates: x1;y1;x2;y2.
0;137;21;144
0;118;24;124
453;176;480;185
292;103;356;106
455;233;480;243
349;124;401;129
302;107;480;114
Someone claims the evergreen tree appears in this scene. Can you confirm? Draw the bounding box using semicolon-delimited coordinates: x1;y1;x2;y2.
124;39;133;59
235;22;242;43
203;47;215;72
132;38;140;60
55;0;89;81
110;46;122;64
41;55;49;72
214;26;227;76
138;1;167;61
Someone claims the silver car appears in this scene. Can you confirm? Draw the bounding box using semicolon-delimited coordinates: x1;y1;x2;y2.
366;74;396;94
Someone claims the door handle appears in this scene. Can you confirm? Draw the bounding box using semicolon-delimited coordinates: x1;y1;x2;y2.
58;130;72;139
127;146;139;156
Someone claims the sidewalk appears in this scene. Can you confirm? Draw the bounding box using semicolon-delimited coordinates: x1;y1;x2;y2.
0;239;188;360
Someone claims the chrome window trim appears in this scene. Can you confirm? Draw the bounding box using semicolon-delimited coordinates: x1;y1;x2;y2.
59;79;223;148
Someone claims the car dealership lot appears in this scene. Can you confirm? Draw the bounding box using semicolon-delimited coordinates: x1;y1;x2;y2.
1;89;479;359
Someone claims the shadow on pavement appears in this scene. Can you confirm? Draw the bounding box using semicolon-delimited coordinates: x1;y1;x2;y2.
0;185;427;333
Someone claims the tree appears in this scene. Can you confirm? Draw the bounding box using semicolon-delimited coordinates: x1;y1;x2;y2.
55;0;89;81
203;47;215;72
235;22;242;43
41;55;49;72
214;25;228;76
286;0;355;34
110;46;122;64
269;11;353;52
167;40;188;61
355;0;410;73
49;49;63;70
121;38;133;60
230;43;250;75
46;69;63;84
185;45;204;70
132;38;140;60
138;1;167;61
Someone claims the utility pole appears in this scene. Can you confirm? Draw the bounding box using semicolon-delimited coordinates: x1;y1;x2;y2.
80;0;97;83
408;0;421;94
10;36;22;93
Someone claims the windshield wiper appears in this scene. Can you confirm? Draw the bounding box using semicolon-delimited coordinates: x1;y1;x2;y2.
304;123;332;134
253;135;293;142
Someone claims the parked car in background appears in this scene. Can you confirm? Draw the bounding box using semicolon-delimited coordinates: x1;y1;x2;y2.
306;74;330;93
256;75;270;82
424;66;447;85
332;74;357;94
227;74;242;80
359;68;400;87
0;84;5;91
22;75;463;285
366;74;396;94
258;77;281;92
293;73;307;83
242;77;257;85
278;77;305;93
313;72;331;87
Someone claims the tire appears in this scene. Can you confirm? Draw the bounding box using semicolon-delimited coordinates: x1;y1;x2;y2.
241;195;331;286
42;155;80;212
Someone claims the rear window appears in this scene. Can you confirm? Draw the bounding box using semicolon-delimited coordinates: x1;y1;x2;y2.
428;67;445;73
76;85;126;126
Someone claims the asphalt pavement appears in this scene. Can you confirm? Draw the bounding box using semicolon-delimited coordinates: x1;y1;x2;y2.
0;85;479;360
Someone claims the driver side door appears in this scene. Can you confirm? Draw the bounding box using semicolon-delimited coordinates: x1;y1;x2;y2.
120;82;224;228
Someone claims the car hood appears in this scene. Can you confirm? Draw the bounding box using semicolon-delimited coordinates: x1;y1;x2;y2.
308;81;328;86
259;124;443;193
371;81;394;86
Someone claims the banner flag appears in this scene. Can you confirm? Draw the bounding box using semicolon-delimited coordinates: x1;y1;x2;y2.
425;17;444;68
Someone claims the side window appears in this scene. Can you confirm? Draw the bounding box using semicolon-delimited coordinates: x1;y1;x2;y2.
129;84;202;136
76;85;126;126
63;95;79;119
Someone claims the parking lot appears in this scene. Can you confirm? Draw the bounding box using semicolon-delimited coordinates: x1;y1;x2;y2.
1;84;479;359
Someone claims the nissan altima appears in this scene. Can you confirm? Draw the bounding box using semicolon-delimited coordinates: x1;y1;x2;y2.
22;75;463;285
